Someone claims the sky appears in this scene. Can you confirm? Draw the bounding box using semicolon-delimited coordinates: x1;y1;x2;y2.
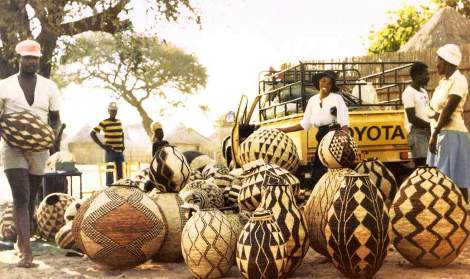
60;0;430;138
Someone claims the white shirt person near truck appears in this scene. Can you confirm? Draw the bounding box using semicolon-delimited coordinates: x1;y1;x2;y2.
401;62;431;167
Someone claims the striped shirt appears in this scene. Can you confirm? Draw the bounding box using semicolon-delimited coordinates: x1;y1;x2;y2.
93;118;124;152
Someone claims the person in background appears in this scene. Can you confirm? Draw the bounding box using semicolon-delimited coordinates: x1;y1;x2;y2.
427;44;470;203
402;62;431;167
90;102;125;185
150;121;169;157
0;39;61;268
278;70;349;186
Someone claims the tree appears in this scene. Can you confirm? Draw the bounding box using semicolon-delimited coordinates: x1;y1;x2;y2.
368;1;470;54
368;4;433;54
60;32;207;137
0;0;199;79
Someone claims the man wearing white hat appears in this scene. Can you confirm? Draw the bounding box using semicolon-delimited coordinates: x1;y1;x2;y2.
90;102;125;185
427;43;470;202
0;39;61;267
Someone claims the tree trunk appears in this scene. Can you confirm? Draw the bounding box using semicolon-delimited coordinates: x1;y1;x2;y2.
134;103;153;139
36;31;58;78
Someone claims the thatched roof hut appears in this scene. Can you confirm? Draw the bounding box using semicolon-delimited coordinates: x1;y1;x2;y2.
399;7;470;52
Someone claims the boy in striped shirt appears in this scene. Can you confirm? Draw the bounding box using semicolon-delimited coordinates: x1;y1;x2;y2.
90;102;125;185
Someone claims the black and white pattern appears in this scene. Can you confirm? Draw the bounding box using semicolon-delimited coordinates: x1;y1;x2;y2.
180;180;225;209
149;146;191;193
36;193;75;240
55;222;81;252
318;129;358;169
390;167;469;267
325;175;390;279
0;203;16;242
0;111;55;151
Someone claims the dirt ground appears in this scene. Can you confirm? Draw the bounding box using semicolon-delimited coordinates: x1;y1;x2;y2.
1;238;470;279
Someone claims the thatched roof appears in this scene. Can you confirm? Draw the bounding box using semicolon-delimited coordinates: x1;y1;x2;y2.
399;7;470;52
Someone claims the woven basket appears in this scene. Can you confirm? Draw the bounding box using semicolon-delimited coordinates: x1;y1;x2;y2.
238;159;300;211
0;111;55;151
72;187;167;269
259;176;309;275
325;174;390;278
149;146;191;193
239;128;300;173
355;158;397;208
149;191;187;262
303;168;357;257
180;180;225;209
0;202;16;242
318;129;358;169
36;193;75;240
71;191;102;252
55;222;80;252
64;199;82;223
390;167;469;267
182;208;237;278
236;209;287;279
183;151;215;172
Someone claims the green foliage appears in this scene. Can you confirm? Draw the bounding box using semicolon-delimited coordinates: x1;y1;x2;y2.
60;32;207;136
0;0;199;79
432;0;470;17
368;4;433;54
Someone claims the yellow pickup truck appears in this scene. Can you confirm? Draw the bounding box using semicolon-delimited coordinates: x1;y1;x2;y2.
228;61;416;184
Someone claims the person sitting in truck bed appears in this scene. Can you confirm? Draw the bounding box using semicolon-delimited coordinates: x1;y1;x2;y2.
278;70;349;186
401;62;431;167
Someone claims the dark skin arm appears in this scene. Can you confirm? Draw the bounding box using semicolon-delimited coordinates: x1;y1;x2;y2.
429;94;461;154
90;130;112;151
405;108;430;129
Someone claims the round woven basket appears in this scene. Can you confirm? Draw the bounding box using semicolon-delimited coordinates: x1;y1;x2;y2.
182;208;237;278
259;178;309;275
236;209;287;279
71;191;102;252
149;191;187;262
355;158;397;208
64;199;82;223
55;222;80;252
390;166;469;267
318;129;358;169
239;128;300;173
72;187;167;269
180;180;225;209
303;168;357;257
325;174;390;278
183;151;215;172
0;111;55;151
0;202;16;242
149;146;191;193
238;159;300;211
36;193;75;240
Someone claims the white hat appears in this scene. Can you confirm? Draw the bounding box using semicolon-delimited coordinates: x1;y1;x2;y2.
436;44;462;66
108;102;118;110
15;40;42;57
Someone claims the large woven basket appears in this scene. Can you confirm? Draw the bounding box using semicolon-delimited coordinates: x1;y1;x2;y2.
318;129;357;169
36;193;75;240
0;111;55;151
64;199;82;223
180;180;225;209
325;174;390;278
149;146;191;193
239;128;300;173
182;208;237;278
303;168;357;257
72;187;167;269
55;222;80;252
183;151;215;172
149;191;187;262
390;167;469;267
236;209;287;279
0;202;16;242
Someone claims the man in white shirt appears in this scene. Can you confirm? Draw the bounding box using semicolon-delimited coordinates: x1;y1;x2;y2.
0;40;61;268
401;62;430;166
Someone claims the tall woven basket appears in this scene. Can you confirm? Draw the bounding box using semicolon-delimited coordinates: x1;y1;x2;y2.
318;129;358;169
355;158;397;208
149;191;187;262
390;166;469;267
72;187;167;269
239;128;300;173
181;208;237;278
236;209;287;279
149;145;191;192
36;193;75;240
303;168;357;257
238;159;299;211
259;175;309;275
325;174;390;278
